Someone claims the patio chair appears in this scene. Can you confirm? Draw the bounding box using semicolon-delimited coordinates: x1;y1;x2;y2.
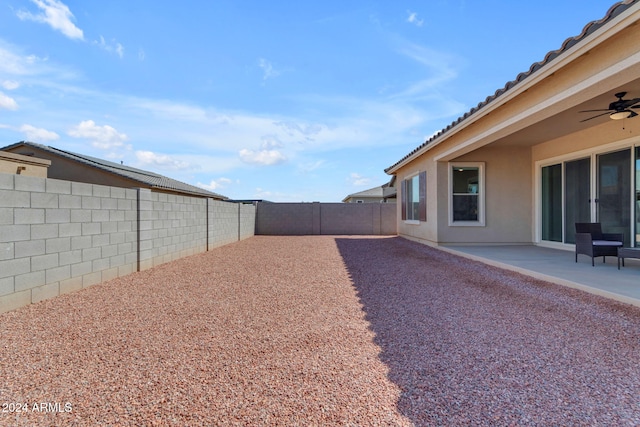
575;222;624;266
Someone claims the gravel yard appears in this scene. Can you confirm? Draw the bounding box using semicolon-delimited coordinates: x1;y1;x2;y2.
2;236;640;426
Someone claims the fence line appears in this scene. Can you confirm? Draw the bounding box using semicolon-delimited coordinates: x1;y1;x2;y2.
0;174;255;313
255;202;397;235
1;174;398;313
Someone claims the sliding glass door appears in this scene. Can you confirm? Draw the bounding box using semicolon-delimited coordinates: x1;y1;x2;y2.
564;158;591;244
540;148;632;246
541;164;562;242
597;149;631;246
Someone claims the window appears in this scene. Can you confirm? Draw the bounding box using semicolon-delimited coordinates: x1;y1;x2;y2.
450;163;484;226
401;171;426;222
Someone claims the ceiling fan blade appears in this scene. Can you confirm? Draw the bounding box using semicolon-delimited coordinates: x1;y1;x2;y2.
579;109;612;113
617;98;640;109
629;110;639;118
580;112;611;122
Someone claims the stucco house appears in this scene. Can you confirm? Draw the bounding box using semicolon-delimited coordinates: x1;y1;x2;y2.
342;178;397;203
1;141;226;200
386;0;640;249
0;150;51;178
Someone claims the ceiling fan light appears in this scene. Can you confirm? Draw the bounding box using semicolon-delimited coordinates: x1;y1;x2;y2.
610;110;633;120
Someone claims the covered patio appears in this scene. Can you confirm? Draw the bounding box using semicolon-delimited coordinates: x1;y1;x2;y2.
443;244;640;307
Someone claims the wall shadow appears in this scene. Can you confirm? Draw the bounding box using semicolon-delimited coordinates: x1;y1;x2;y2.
334;236;640;426
335;236;470;425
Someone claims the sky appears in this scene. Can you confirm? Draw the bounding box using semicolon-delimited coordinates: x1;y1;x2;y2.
0;0;622;201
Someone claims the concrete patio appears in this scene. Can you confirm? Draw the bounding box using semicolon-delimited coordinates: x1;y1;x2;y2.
443;244;640;308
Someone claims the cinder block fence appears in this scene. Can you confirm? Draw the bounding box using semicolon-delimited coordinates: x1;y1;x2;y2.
0;174;255;313
255;202;397;235
0;173;397;313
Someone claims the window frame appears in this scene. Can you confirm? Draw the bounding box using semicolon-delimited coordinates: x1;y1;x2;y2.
401;171;426;223
448;162;485;227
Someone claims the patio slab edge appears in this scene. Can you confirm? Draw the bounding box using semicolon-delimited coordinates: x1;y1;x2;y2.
438;246;640;309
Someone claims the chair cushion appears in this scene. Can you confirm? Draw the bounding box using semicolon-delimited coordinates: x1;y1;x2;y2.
592;240;623;246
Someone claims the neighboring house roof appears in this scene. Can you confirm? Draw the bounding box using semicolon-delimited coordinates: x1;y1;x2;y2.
227;199;273;204
342;185;384;202
351;186;384;198
385;0;638;174
1;141;227;199
382;176;397;199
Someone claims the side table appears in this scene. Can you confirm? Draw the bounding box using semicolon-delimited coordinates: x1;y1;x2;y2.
617;247;640;269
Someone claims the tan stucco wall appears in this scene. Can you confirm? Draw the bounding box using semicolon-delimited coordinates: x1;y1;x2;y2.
395;157;437;243
0;151;50;177
439;146;532;244
395;145;532;245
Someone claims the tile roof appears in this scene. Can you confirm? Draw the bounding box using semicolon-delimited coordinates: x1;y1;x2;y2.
343;185;384;201
385;0;638;174
2;141;227;199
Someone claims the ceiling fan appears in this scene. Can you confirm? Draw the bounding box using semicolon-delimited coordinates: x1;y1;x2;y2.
579;92;640;122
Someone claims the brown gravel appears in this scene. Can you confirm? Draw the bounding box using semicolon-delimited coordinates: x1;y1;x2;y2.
2;236;640;426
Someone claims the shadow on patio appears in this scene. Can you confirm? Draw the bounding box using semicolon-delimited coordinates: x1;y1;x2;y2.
335;236;640;425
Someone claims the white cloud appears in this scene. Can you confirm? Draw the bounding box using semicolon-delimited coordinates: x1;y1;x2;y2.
239;148;287;166
275;121;323;138
253;187;305;202
2;80;20;90
258;58;280;81
260;135;283;149
391;42;460;99
0;43;47;76
253;187;274;199
407;11;424;27
239;136;288;166
0;36;452;176
0;92;18;110
20;124;59;142
17;0;84;40
134;99;211;122
400;43;457;80
68;120;128;149
297;159;325;173
0;42;77;84
94;36;124;59
197;177;232;191
135;150;192;171
348;172;371;187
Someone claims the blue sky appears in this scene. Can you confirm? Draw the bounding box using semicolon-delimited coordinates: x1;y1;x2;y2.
0;0;619;201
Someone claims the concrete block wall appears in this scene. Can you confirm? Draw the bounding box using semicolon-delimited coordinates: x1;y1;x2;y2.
380;203;397;235
239;203;256;240
255;202;397;236
320;203;378;235
209;199;241;248
255;203;315;235
0;174;138;313
0;176;255;313
138;189;207;271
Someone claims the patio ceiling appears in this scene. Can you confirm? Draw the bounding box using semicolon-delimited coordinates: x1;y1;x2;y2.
492;77;640;148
